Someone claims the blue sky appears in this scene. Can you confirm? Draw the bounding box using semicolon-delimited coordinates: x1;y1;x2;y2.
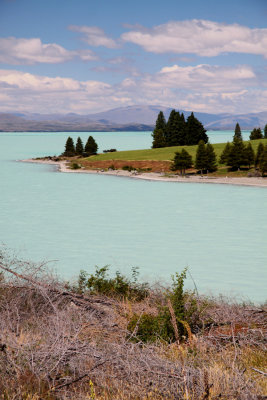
0;0;266;114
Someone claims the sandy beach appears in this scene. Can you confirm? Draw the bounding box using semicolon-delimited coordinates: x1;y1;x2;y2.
22;158;267;187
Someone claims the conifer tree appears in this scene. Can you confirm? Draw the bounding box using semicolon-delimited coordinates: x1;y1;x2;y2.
227;136;246;170
63;137;76;157
206;142;217;172
255;142;264;167
233;123;242;140
75;136;84;155
243;142;255;169
195;140;207;175
219;142;231;165
84;136;98;156
151;128;166;148
259;145;267;176
249;128;263;140
171;149;192;176
177;113;186;145
185;112;208;145
264;124;267;139
165;109;177;146
152;111;166;148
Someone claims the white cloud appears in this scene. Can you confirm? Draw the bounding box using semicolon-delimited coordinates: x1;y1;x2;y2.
0;37;97;65
0;64;265;115
69;25;118;48
121;19;267;57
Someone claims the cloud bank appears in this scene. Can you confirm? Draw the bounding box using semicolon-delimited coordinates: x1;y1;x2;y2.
0;37;97;65
0;63;265;114
121;20;267;57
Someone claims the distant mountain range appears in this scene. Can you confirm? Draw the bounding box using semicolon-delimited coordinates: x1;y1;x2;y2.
0;105;266;132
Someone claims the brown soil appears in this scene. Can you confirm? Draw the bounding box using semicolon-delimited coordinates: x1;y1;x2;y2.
79;159;172;172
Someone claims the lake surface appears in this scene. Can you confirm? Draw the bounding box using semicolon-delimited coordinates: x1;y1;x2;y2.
1;130;266;303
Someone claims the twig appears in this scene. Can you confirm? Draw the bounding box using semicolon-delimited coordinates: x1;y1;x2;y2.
50;359;108;392
167;298;180;344
251;368;267;376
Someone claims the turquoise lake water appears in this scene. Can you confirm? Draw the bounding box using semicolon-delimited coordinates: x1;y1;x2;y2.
0;131;266;302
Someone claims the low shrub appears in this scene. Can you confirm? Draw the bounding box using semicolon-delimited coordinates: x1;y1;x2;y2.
122;165;134;171
103;149;117;153
76;266;149;301
127;269;202;343
71;162;81;170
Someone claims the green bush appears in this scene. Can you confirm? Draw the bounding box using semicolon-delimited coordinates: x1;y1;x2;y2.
77;266;149;301
122;165;134;171
127;268;196;343
71;162;81;170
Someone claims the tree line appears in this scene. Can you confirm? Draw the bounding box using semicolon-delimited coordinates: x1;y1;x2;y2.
152;110;208;148
219;123;267;174
249;124;267;140
171;141;217;176
63;136;98;157
172;123;267;176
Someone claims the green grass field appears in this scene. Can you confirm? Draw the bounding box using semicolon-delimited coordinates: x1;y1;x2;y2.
85;138;267;163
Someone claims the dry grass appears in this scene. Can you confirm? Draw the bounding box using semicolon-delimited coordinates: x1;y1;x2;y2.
0;250;266;399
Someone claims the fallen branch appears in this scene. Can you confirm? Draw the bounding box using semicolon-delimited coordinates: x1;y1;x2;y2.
251;368;267;376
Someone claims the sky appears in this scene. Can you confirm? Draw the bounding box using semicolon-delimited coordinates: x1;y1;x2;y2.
0;0;267;115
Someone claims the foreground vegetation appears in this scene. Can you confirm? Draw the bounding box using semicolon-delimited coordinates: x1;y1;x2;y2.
0;249;266;399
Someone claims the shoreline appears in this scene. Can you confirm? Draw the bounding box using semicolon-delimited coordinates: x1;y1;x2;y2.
21;158;267;187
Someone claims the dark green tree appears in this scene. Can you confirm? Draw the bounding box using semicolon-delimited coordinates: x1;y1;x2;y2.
243;142;255;168
259;145;267;176
165;110;187;146
206;142;217;172
219;142;232;165
152;111;166;148
177;113;186;145
84;136;98;156
255;142;264;167
171;149;193;176
249;128;263;140
75;136;84;155
165;109;177;146
264;124;267;139
185;112;208;145
195;140;207;175
152;128;166;148
63;137;76;157
233;123;242;140
227;136;246;170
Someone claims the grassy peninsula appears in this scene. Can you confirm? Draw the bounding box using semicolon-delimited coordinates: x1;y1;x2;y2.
0;250;266;400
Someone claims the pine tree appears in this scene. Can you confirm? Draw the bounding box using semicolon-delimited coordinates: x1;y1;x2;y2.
264;124;267;139
259;145;267;176
152;111;166;148
151;128;166;148
255;142;264;167
84;136;98;156
195;140;207;175
233;123;242;140
249;128;263;140
227;136;246;170
185;112;208;145
171;149;192;176
63;137;76;156
75;137;84;155
243;142;255;169
219;142;232;165
206;142;217;172
165;109;177;146
177;113;186;145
